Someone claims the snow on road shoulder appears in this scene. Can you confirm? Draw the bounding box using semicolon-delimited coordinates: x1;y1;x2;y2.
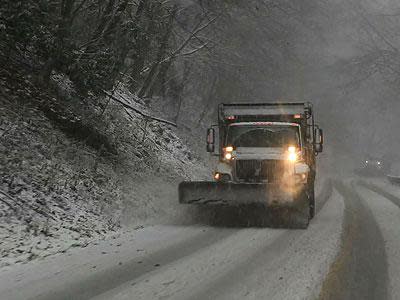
356;184;400;300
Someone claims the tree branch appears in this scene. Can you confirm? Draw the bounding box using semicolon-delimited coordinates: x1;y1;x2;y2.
102;90;177;127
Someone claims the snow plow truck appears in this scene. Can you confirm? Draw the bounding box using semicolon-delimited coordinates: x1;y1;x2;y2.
179;102;324;229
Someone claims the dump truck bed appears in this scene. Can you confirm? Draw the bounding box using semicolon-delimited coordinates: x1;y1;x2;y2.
219;102;311;120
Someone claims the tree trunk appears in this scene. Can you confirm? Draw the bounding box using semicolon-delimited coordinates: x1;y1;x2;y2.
40;0;76;83
138;5;177;98
197;75;218;125
174;61;191;124
129;0;151;91
91;0;116;42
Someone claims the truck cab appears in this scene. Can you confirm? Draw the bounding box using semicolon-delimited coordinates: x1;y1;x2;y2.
214;121;307;183
179;102;323;228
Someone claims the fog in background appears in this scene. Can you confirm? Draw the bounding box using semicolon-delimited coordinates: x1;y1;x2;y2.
181;0;400;173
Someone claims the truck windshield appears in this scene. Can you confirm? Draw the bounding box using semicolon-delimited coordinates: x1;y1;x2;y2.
226;125;300;148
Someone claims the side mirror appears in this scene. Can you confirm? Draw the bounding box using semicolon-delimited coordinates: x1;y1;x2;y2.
314;128;324;153
206;128;215;153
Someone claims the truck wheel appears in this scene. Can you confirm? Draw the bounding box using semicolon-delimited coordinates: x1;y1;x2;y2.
290;190;311;229
309;184;316;219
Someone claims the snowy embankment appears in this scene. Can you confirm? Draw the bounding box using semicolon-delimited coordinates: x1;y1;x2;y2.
0;73;208;268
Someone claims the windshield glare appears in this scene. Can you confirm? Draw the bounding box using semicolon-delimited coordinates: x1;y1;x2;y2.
226;125;300;148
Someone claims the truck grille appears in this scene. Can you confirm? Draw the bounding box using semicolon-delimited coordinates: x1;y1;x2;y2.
235;160;284;182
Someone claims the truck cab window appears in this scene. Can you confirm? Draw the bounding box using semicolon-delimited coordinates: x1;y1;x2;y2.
227;126;300;148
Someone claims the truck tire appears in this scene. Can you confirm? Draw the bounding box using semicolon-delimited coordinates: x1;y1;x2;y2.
268;190;310;229
290;189;311;229
309;184;316;219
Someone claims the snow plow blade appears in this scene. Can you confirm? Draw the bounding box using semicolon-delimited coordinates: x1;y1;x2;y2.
179;181;297;207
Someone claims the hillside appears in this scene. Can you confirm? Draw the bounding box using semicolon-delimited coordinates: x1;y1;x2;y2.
0;69;208;267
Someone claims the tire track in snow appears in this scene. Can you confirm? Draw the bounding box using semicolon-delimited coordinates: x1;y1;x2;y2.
94;228;286;300
186;230;302;300
33;228;238;300
174;179;338;300
358;180;400;209
319;180;388;300
91;180;334;300
356;183;400;300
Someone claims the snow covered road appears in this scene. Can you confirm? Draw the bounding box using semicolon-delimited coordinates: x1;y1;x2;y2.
1;177;400;300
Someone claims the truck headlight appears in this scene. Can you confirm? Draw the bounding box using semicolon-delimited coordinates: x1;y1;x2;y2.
288;152;298;162
287;146;299;162
288;146;296;153
214;172;231;182
223;146;234;160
